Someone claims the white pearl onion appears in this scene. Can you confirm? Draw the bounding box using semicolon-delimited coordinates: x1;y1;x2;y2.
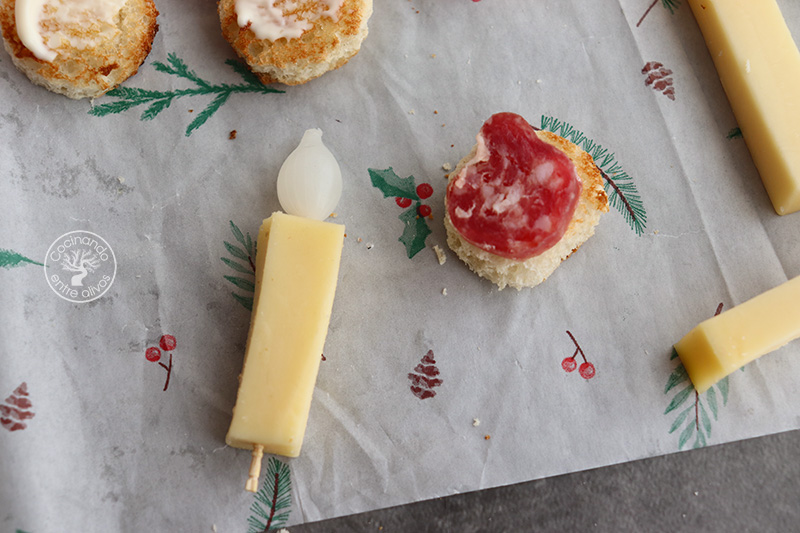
277;129;343;221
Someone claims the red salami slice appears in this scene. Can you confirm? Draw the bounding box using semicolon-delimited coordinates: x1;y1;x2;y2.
446;113;581;260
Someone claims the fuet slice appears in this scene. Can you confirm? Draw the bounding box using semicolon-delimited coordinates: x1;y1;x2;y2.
226;130;344;492
674;276;800;393
687;0;800;215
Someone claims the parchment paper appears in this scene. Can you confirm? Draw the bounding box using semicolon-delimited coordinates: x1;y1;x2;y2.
2;0;800;530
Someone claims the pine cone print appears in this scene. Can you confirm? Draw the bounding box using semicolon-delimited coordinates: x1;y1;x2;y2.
1;383;35;432
408;350;443;400
642;61;675;101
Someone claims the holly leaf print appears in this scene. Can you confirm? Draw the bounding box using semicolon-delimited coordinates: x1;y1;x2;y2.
369;167;420;200
398;205;432;259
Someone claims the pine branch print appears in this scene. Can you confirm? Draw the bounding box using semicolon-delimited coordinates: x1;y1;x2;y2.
0;249;44;269
221;221;257;310
369;168;435;258
539;116;647;235
665;303;730;450
89;53;284;136
247;457;292;532
637;0;681;27
727;127;743;140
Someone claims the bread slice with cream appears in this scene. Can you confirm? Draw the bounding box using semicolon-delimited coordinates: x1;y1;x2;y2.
444;129;609;290
0;0;158;99
218;0;372;86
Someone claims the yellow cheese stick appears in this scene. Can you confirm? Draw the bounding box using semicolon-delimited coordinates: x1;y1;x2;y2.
675;276;800;393
226;212;344;479
687;0;800;215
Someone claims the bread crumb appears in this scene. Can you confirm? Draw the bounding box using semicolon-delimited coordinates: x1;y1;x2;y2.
330;212;338;218
430;54;436;58
229;130;237;140
442;288;447;296
536;79;542;84
408;109;416;115
473;418;480;427
357;237;363;243
434;110;439;114
484;434;491;440
117;177;125;184
433;245;446;265
442;162;452;171
188;109;194;113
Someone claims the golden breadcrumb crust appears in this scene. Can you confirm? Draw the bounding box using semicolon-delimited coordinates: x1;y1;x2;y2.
444;129;609;290
0;0;158;99
218;0;371;86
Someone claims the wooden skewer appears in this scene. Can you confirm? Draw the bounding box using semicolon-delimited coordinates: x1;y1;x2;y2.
245;444;264;492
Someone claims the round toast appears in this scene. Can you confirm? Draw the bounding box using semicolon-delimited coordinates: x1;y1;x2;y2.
0;0;158;99
218;0;372;86
444;130;609;290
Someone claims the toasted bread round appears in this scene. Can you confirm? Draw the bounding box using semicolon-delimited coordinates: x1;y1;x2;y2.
218;0;372;86
0;0;158;99
444;130;609;290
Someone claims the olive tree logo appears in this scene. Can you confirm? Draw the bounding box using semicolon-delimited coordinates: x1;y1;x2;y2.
44;231;116;303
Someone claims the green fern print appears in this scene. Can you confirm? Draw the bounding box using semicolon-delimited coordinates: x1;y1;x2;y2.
539;116;647;235
247;457;292;532
89;53;284;136
727;127;743;140
665;303;740;450
221;221;256;311
665;347;730;450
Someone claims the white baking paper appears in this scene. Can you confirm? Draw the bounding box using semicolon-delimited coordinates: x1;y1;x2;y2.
2;0;800;530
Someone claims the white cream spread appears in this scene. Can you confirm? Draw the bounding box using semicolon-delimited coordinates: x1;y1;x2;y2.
234;0;345;42
15;0;55;61
15;0;126;61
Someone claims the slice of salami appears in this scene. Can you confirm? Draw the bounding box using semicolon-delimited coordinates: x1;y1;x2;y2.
446;112;581;260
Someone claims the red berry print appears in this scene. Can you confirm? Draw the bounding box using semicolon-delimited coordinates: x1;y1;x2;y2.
145;334;177;391
159;334;177;351
408;350;443;400
417;204;432;217
145;347;162;362
1;382;35;432
416;183;433;200
579;362;596;380
561;331;596;380
396;197;412;208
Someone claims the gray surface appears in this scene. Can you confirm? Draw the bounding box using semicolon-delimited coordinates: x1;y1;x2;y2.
293;429;800;532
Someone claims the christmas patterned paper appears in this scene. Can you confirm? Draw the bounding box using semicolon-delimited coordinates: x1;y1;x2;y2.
2;0;800;531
